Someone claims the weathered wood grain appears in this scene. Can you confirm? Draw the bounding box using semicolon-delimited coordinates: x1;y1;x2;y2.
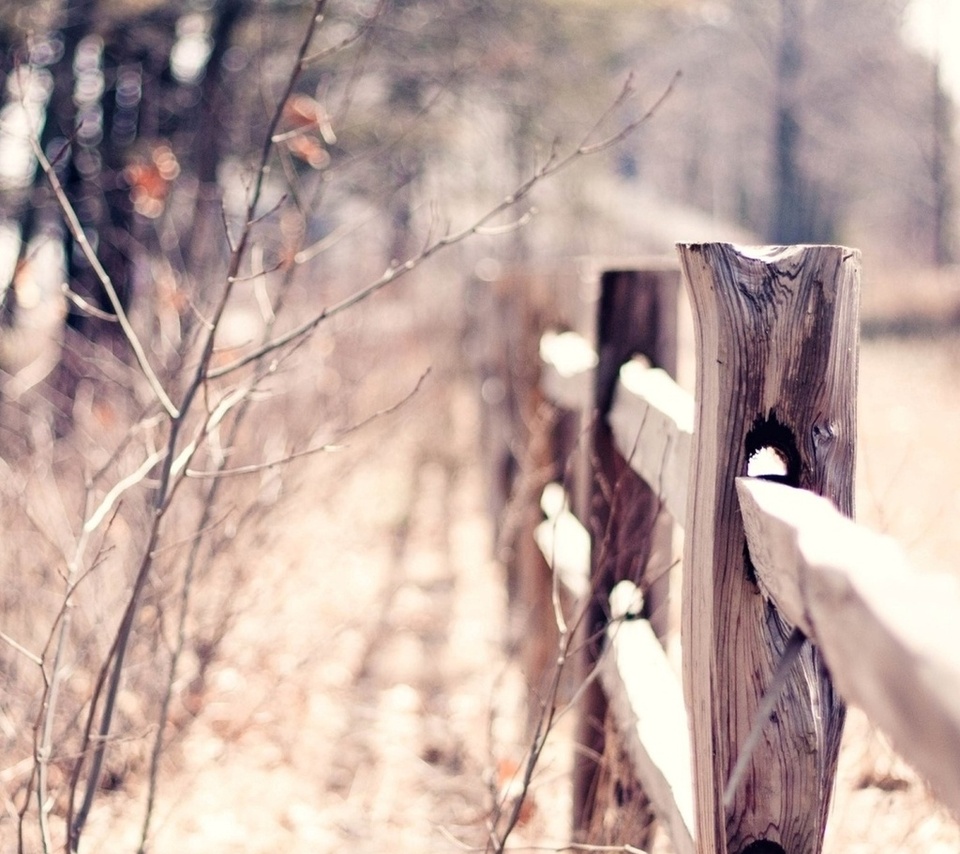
574;267;679;842
542;337;696;530
677;243;860;854
737;476;960;819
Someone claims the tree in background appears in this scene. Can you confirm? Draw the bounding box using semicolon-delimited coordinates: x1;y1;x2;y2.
618;0;956;264
929;49;954;264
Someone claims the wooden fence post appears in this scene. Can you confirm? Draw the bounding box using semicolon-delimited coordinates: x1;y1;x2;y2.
676;244;860;854
475;264;595;724
573;265;679;843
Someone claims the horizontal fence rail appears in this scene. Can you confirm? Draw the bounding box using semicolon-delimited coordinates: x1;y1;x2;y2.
602;579;695;854
737;477;960;818
509;245;960;854
539;325;960;832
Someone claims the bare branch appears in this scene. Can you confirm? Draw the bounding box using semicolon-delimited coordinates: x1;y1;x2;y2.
61;285;119;322
577;71;680;156
475;209;538;237
294;208;380;264
226;262;283;285
0;631;42;666
83;451;165;534
172;0;326;440
248;192;289;228
208;72;678;381
186;368;430;479
31;143;179;419
300;1;384;68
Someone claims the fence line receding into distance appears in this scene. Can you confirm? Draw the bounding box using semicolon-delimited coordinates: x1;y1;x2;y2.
492;244;960;854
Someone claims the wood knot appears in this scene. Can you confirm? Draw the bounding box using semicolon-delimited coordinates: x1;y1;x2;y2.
811;420;838;447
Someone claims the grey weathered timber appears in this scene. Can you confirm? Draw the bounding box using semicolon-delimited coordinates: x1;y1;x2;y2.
601;581;695;854
573;266;679;844
737;477;960;820
676;243;860;854
609;359;694;526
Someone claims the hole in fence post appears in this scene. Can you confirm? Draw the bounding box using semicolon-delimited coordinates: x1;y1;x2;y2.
743;414;802;586
747;446;789;479
744;414;801;488
741;842;787;854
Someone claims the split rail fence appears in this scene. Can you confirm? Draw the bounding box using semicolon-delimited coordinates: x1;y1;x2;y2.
481;244;960;854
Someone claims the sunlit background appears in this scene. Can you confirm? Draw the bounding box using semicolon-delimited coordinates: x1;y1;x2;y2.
0;1;958;852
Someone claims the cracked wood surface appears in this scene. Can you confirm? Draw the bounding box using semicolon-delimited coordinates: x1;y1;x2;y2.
677;243;860;854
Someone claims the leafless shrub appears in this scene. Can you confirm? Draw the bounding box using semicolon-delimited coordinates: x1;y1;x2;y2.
0;3;676;852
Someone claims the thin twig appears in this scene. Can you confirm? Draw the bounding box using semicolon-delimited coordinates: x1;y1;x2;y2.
31;144;178;418
137;334;300;852
294;207;380;264
61;285;120;321
185;368;429;478
82;451;165;534
0;632;42;666
326;0;389;125
301;4;381;67
723;627;807;809
226;262;284;284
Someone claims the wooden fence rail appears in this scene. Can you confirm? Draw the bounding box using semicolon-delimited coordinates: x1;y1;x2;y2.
501;243;960;854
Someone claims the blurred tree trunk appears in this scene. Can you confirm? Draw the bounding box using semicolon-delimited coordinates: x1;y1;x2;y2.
183;0;245;279
930;56;953;266
39;0;135;349
386;73;424;266
771;0;805;244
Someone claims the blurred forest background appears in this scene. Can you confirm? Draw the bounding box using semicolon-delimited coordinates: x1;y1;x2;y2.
0;0;958;852
0;0;953;332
